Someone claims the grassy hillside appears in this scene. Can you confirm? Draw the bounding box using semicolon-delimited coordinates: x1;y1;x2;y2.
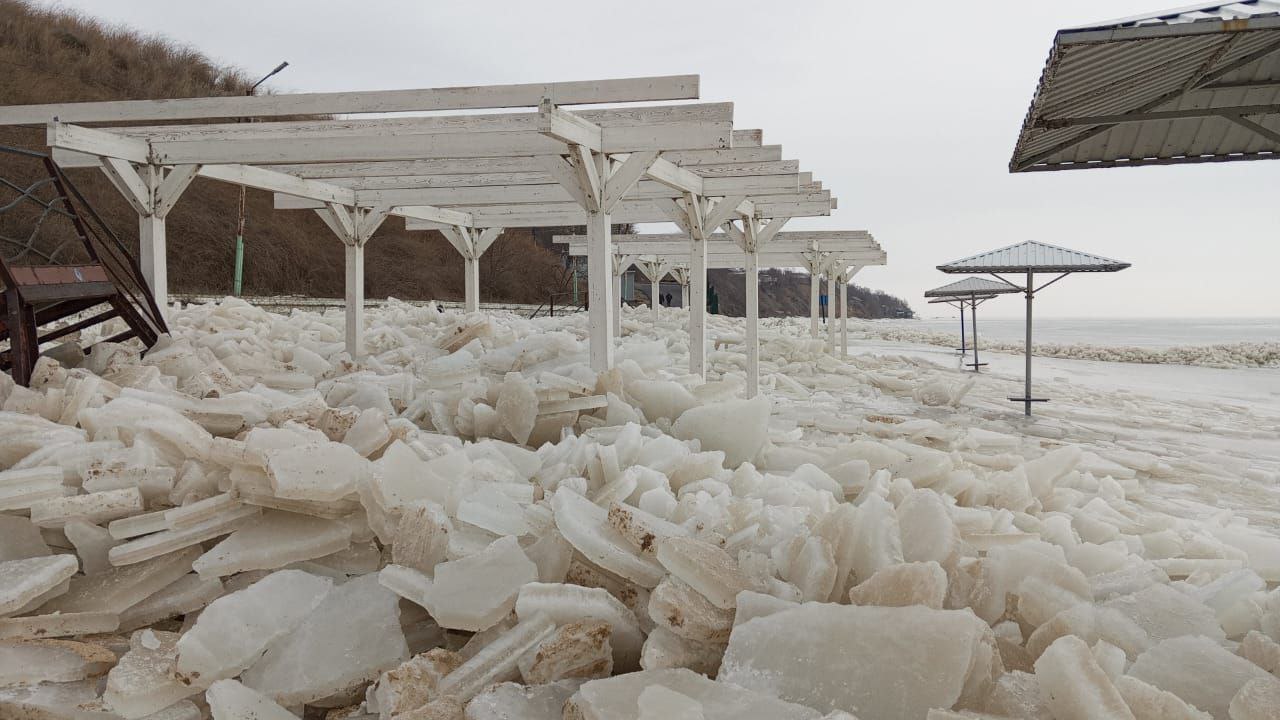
0;0;565;303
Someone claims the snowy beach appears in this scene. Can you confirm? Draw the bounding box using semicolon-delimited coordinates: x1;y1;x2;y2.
2;298;1279;719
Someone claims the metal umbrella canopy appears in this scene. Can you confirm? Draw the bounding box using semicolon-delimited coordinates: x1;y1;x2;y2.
1011;1;1280;172
937;241;1130;416
924;277;1022;372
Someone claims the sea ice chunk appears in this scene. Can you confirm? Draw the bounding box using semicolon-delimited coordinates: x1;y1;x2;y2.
1128;635;1271;719
569;668;821;720
638;685;704;720
515;582;644;671
497;372;538;446
265;442;367;501
1228;676;1280;720
847;560;947;609
436;613;556;702
671;395;770;468
517;618;613;683
1033;636;1134;720
655;537;761;609
382;536;536;631
192;510;352;576
718;603;1000;719
175;569;333;687
242;574;408;706
552;488;665;588
1113;676;1212;720
1103;584;1225;644
0;639;115;686
206;679;299;720
104;630;198;719
0;554;78;616
0;514;51;562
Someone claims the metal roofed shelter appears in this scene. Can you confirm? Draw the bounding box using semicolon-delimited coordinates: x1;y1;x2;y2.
556;232;886;396
1011;1;1280;172
0;75;840;379
924;277;1022;372
937;241;1130;416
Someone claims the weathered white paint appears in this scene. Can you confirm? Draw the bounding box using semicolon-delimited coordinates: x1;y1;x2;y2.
809;267;821;338
139;213;167;314
345;242;364;359
464;255;480;313
586;209;613;371
5;75;701;125
744;246;760;398
827;273;837;355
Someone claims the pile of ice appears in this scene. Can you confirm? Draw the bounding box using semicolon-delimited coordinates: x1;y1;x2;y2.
847;320;1280;369
1;296;1279;720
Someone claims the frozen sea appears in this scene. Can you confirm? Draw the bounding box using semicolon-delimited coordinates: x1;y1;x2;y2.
901;315;1280;349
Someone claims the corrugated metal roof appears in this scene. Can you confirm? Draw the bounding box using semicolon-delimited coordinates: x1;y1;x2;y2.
924;276;1023;297
1011;1;1280;172
937;241;1131;274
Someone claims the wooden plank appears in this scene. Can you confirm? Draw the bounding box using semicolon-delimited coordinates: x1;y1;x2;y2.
98;157;151;215
113;103;732;142
402;196;832;227
149;122;730;165
278;175;795;204
0;75;701;125
153;164;200;218
643;156;704;195
732;129;763;147
393;204;474;228
199;164;357;205
48;123;149;163
662;146;782;165
538;102;602;151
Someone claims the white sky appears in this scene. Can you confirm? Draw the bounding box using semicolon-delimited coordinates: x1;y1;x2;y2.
35;0;1280;318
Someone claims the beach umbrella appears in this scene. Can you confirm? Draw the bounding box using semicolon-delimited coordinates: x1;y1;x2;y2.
924;276;1022;372
937;241;1130;416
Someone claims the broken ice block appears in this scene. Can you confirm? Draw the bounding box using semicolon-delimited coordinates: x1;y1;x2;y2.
1103;584;1226;644
108;504;261;566
1113;675;1212;720
0;639;115;685
175;569;333;687
515;582;645;672
655;537;760;610
0;515;51;562
640;626;723;676
637;685;704;720
119;573;224;631
206;679;299;720
103;630;199;719
0;611;119;640
649;576;734;644
1032;636;1134;720
671;395;769;468
0;554;77;616
1129;635;1271;719
466;680;581;720
29;487;144;528
608;501;691;554
718;604;1000;719
569;668;821;720
265;442;367;501
368;648;462;718
435;613;556;702
782;536;837;602
242;574;408;706
518;619;612;683
1228;676;1280;720
497;373;539;446
847;560;947;609
392;500;452;574
191;510;351;576
62;518;117;575
552;488;665;588
383;536;537;631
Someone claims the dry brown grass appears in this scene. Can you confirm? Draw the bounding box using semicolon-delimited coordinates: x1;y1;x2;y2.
0;0;567;303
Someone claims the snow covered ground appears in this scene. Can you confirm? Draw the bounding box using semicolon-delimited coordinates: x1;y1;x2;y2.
1;298;1278;720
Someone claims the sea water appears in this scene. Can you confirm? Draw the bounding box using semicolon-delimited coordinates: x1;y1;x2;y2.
902;316;1280;349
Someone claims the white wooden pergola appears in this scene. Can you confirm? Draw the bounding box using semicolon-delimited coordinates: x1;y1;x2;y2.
555;232;886;395
0;74;854;379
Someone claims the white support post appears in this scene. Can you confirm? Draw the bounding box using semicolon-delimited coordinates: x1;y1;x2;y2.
586;209;614;371
464;255;480;313
139;212;167;313
315;204;388;360
827;272;837;355
345;242;365;359
612;265;624;338
744;243;760;399
651;275;660;317
839;269;849;357
689;229;708;377
809;264;820;338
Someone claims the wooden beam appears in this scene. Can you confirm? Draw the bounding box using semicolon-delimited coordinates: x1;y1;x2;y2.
199;164;358;205
2;75;702;125
98;158;151;216
601;150;658;213
49;122;149;163
538;101;602;151
153;164;201;219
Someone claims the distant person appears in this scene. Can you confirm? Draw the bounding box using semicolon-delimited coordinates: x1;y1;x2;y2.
708;285;719;315
664;293;672;306
819;291;828;323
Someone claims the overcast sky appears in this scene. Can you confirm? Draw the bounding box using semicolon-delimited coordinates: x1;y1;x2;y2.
36;0;1280;318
